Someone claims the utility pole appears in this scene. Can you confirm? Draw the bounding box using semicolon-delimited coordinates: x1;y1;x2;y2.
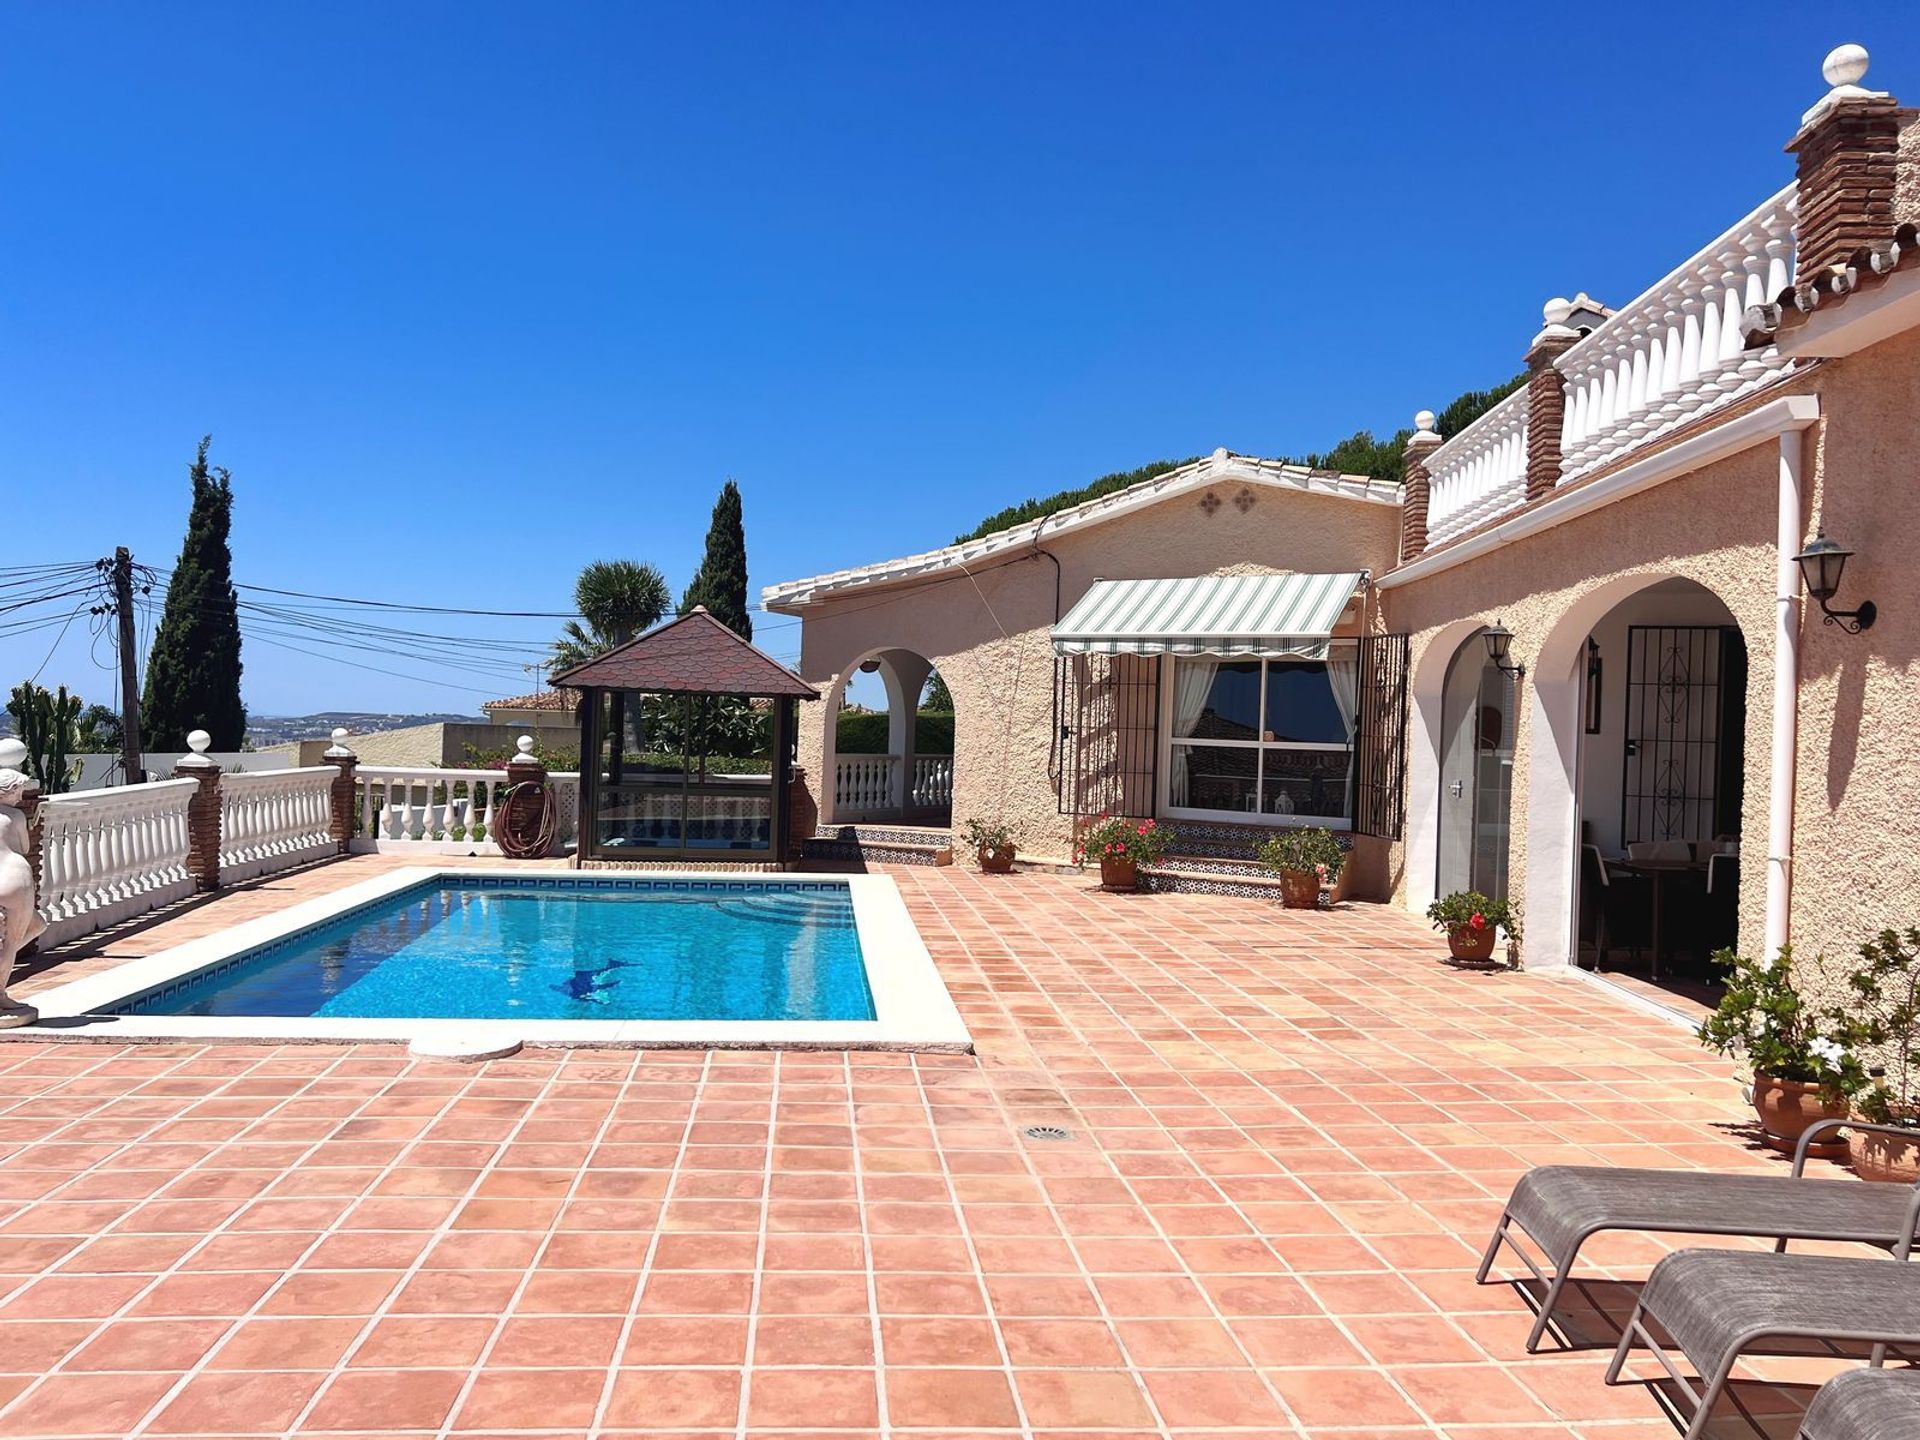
112;547;145;784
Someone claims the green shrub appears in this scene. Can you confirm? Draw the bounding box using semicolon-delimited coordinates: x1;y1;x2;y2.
837;711;953;756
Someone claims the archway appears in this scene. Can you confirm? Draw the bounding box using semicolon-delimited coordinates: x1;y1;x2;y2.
1527;575;1750;1001
820;647;953;827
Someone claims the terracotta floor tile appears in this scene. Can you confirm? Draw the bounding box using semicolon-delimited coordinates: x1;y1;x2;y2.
147;1369;326;1434
998;1319;1127;1368
304;1367;466;1431
745;1368;879;1427
604;1367;743;1429
0;1370;180;1437
348;1314;496;1368
455;1366;610;1431
1265;1366;1424;1429
751;1315;874;1366
63;1318;229;1372
1142;1368;1294;1428
884;1368;1021;1428
1016;1369;1157;1428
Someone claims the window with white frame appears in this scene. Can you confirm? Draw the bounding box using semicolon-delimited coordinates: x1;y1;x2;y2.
1165;647;1358;824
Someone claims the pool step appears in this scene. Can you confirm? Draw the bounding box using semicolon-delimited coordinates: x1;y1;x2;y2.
801;825;953;869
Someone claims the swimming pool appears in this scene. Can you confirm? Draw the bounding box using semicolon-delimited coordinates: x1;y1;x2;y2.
23;869;970;1051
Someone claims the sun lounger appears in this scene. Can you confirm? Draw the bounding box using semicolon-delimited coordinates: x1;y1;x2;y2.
1477;1118;1920;1350
1606;1249;1920;1439
1799;1366;1920;1440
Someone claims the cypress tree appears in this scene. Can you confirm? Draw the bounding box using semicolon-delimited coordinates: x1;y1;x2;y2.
143;437;245;749
678;479;752;638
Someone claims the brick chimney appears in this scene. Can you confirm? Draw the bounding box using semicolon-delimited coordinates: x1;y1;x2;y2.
1787;44;1906;281
1399;411;1441;561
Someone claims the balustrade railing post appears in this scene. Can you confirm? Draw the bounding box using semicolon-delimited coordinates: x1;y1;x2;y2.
323;728;359;855
1527;300;1581;499
1399;411;1441;560
173;729;223;893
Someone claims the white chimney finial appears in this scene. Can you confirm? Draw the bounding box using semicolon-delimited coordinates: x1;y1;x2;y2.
1823;43;1869;89
187;730;211;755
515;735;535;760
1804;43;1885;125
1542;297;1573;326
1413;410;1437;434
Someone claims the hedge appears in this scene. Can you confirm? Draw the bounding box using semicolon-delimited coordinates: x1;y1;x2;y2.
837;711;954;755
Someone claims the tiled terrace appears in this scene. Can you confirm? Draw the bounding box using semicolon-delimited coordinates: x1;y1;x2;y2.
0;858;1858;1438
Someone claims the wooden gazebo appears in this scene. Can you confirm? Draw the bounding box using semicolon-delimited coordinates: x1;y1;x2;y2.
552;607;819;863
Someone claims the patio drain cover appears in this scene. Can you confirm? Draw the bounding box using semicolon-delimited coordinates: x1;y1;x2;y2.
1022;1124;1073;1141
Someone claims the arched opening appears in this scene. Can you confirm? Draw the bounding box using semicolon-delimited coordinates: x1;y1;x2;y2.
821;648;953;827
1529;576;1749;1011
1405;618;1490;913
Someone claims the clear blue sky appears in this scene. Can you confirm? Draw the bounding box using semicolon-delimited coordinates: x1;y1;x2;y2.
4;4;1909;718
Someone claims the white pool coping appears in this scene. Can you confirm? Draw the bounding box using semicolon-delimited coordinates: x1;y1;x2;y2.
18;867;973;1053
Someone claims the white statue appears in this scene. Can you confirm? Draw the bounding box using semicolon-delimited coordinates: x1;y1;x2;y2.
0;738;44;1027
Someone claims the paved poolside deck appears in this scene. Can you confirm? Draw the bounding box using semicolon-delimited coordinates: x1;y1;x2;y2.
0;858;1858;1438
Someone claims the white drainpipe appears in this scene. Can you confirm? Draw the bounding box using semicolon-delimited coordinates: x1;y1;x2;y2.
1766;429;1805;960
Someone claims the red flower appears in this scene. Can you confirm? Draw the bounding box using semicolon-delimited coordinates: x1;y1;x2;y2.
1136;823;1149;835
1469;912;1487;930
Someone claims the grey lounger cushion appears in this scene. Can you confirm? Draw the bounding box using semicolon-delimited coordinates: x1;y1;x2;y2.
1641;1250;1920;1383
1509;1165;1920;1264
1799;1366;1920;1440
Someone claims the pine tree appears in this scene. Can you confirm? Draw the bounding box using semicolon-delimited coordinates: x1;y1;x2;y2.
678;479;752;638
142;437;246;749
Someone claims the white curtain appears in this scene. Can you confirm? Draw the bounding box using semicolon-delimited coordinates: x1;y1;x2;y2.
1169;658;1219;806
1324;645;1359;742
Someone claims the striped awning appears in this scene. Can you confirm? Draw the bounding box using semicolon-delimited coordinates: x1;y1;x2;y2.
1050;572;1363;659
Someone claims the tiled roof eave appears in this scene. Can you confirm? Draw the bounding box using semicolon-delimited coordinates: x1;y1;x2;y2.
762;453;1398;611
1745;222;1920;344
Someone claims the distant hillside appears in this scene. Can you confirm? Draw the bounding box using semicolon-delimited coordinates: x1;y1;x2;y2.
954;375;1526;544
245;711;484;746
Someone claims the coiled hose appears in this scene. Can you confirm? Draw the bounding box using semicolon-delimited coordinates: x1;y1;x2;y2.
494;780;557;859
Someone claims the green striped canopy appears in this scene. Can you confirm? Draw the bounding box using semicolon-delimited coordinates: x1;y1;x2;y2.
1050;572;1363;658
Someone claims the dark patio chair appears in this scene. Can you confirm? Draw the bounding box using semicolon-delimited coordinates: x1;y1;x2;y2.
1605;1248;1920;1440
1580;844;1648;970
1799;1367;1920;1440
1478;1117;1920;1352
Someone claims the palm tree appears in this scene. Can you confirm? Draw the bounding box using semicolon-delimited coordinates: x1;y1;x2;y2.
552;560;670;672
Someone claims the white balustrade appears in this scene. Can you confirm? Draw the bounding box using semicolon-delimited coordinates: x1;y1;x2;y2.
1424;387;1531;545
1557;184;1797;481
911;755;954;810
834;754;901;818
218;767;337;882
351;765;580;853
34;778;197;949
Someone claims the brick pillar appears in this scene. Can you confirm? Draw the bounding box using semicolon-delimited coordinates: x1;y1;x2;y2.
499;736;550;858
787;766;818;856
323;728;358;855
1399;412;1441;561
173;730;223;893
1524;304;1580;501
1786;46;1904;281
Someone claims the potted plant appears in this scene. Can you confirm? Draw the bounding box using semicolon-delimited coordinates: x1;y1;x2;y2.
1843;928;1920;1183
1426;891;1519;962
1256;828;1346;909
1698;944;1868;1158
1075;815;1171;891
961;819;1016;874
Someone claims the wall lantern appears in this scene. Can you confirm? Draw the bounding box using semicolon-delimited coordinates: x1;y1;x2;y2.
857;658;882;673
1793;529;1876;633
1483;620;1525;677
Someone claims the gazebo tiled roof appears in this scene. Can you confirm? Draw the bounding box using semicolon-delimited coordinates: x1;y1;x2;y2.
482;689;576;714
550;607;818;699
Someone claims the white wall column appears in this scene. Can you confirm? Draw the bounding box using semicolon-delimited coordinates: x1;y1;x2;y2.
1766;430;1805;959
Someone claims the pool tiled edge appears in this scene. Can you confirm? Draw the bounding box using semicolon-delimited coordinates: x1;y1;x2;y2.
13;867;973;1052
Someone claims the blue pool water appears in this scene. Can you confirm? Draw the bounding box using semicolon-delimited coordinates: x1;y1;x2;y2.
120;878;875;1021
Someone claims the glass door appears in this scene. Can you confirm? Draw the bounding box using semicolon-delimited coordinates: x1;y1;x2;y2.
1436;635;1513;901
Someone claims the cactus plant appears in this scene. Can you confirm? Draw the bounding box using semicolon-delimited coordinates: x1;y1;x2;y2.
5;682;82;794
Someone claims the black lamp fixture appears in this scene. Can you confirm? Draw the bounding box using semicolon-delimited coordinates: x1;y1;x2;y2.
1793;529;1876;633
1483;620;1525;677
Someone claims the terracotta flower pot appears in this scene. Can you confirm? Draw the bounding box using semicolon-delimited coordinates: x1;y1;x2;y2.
1751;1073;1850;1158
978;845;1014;874
1447;924;1497;962
1277;869;1320;909
1848;1125;1920;1184
1099;857;1138;891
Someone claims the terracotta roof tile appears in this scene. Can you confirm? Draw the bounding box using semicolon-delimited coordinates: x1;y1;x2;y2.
482;690;576;713
1745;221;1920;342
550;608;818;699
